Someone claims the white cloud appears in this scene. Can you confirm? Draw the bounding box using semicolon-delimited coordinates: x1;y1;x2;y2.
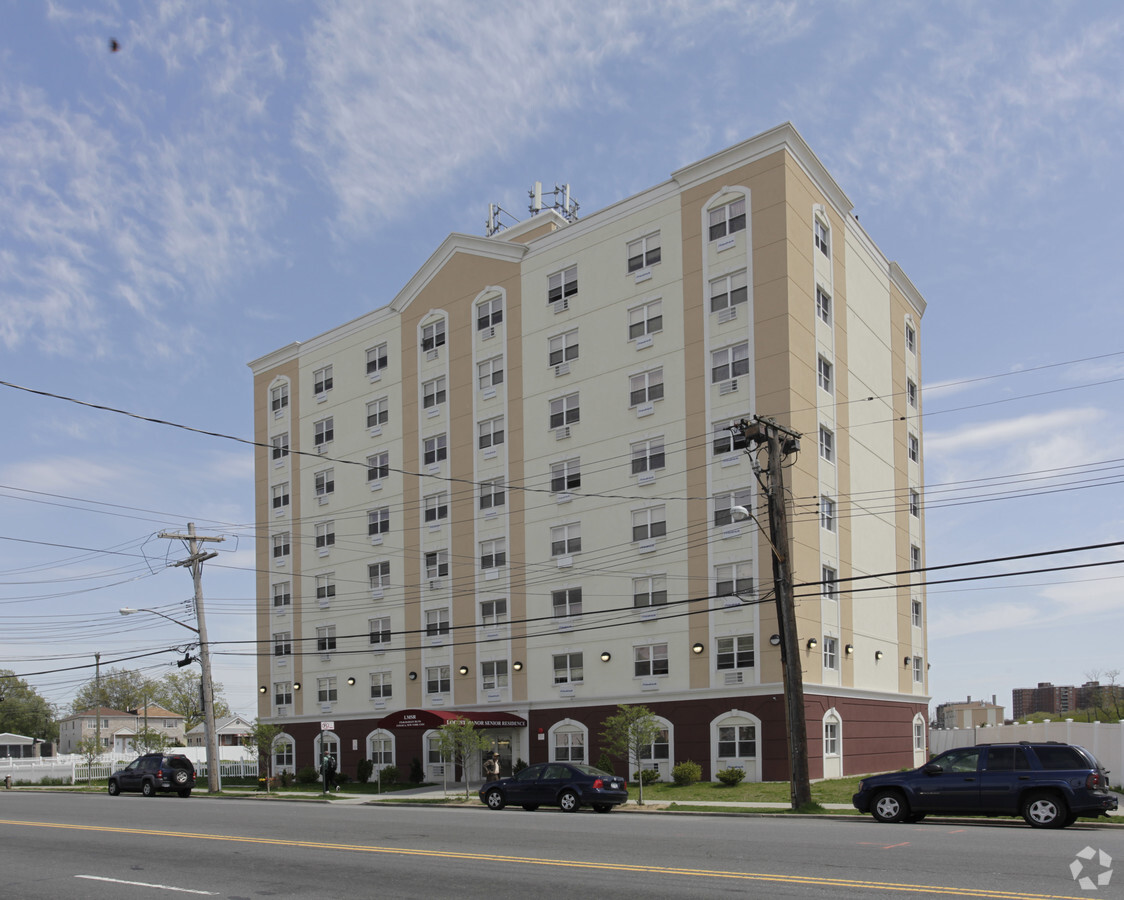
925;407;1103;456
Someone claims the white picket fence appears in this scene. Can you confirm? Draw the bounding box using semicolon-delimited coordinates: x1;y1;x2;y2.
0;753;259;786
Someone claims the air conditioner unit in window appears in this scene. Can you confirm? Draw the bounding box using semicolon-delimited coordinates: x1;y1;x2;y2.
724;671;744;685
317;496;328;506
426;349;439;361
719;379;738;395
552;297;569;313
316;443;328;454
429;579;442;590
431;764;445;777
554;362;570;377
320;652;331;662
482;326;495;340
718;306;738;324
554;426;571;440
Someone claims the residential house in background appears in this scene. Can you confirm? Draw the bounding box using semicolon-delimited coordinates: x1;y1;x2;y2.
56;706;185;755
186;714;255;750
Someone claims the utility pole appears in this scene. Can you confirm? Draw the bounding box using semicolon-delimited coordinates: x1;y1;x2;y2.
735;416;812;810
160;523;224;793
94;652;102;755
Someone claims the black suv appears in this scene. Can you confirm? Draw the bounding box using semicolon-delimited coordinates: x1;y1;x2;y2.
107;753;196;798
853;742;1117;828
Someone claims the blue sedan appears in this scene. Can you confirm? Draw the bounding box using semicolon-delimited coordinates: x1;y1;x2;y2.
480;762;628;813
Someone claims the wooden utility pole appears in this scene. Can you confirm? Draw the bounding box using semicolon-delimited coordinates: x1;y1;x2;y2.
94;652;101;754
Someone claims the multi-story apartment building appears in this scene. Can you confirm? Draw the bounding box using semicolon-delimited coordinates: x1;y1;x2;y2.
249;123;928;783
934;696;1004;729
1012;681;1124;719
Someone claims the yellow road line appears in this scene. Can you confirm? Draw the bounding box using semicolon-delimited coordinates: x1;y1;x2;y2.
0;819;1078;900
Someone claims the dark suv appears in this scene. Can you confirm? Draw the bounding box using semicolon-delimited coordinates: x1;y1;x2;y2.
108;753;196;798
853;742;1117;828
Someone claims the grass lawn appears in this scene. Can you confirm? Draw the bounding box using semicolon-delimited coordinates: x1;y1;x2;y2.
629;777;862;805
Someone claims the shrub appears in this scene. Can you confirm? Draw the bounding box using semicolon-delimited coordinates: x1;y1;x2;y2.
356;758;374;784
409;757;424;784
296;766;319;785
512;758;528;775
335;772;350;785
672;760;702;786
596;752;615;775
632;768;661;785
715;767;745;786
280;771;293;787
378;765;400;785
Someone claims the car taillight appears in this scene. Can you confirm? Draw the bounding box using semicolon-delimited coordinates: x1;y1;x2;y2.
156;769;164;778
1086;773;1102;789
592;778;604;789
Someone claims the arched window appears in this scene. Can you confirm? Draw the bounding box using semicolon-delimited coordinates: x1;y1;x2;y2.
366;729;395;771
822;708;843;779
912;713;927;766
638;715;674;781
272;734;295;774
711;710;761;782
549;718;588;763
315;732;339;767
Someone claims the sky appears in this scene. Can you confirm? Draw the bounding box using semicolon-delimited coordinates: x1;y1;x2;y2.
2;0;1123;725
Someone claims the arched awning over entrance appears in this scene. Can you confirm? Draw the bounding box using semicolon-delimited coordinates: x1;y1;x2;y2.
377;709;527;730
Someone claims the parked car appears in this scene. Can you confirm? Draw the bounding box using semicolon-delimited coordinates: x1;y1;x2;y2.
853;742;1117;828
480;762;628;813
107;753;196;798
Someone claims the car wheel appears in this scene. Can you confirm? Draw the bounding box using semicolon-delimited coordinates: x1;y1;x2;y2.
141;780;155;798
904;813;926;823
485;788;506;810
521;804;539;811
1022;792;1067;829
1063;812;1079;827
593;804;612;813
870;789;908;823
178;788;191;799
107;780;120;797
173;770;189;785
558;790;580;813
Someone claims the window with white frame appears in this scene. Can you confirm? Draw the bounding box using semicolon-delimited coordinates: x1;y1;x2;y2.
478;417;504;449
819;426;834;463
548;265;578;307
629;368;664;406
369;560;390;589
716;562;753;597
709;197;746;241
908;433;919;463
371;672;392;699
477;296;503;330
274;681;292;706
366;397;389;429
633;575;667;607
270;383;289;413
427;735;443;764
368;507;390;536
548;329;579;366
913;718;925;751
913;656;924;683
712;342;749;383
553;652;583;684
905;323;916;353
422;376;446;409
823;637;838;669
317;676;338;704
716;636;754;670
637;728;670;765
425;607;450;637
367;451;389;482
713;422;747;455
316;625;336;652
553;728;584;761
313;365;333;395
628;299;663;339
714;488;753;527
910;545;921;570
627;231;661;272
551;523;581;556
709;270;748;312
718;724;756;757
271;433;289;460
273;736;294;769
272;581;291;608
814;217;830;256
425;550;449;580
478;357;504;389
551;458;580;492
273;631;291;656
907;378;917;409
912;598;922;627
424;492;448;523
632;506;667;542
816;286;832;325
369;616;391;646
272;532;290;559
481;660;508;690
315;573;335;601
824;719;839;756
421;320;446;352
552;587;582;618
314;416;334;447
910;490;920;517
369;733;393;766
631;436;665;474
480;478;505;510
314;469;335;498
480;598;507;627
272;482;290;510
424;434;447;464
822;566;837;601
426;665;450;694
315;521;335;549
366;343;388;375
480;538;506;569
634;643;669;677
820;497;835;532
549;393;580;429
817;356;833;393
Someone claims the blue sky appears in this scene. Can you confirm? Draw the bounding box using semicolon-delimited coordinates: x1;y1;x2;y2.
3;1;1123;723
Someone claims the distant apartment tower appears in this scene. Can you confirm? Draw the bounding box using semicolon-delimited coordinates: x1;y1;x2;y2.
249;123;929;783
935;696;1004;729
1012;683;1077;719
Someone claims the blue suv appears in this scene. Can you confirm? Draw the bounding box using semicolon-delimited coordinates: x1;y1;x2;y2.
853;742;1117;828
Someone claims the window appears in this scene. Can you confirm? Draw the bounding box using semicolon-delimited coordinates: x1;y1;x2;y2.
425;608;450;637
819;426;834;463
824;720;839;756
481;660;508;690
480;478;505;510
816;286;832;325
910;490;920;517
273;682;292;706
272;482;290;510
478;357;503;389
371;672;392;699
554;730;585;761
913;656;924;683
272;582;291;608
317;676;337;703
423;376;446;409
273;632;291;656
817;356;833;393
820;496;835;532
628;299;663;339
313;365;333;395
549;393;580;429
480;538;506;569
314;469;335;498
478;417;505;449
627;232;661;271
823;637;838;669
271;433;289;460
910;545;921;570
367;451;389;482
552;587;582;618
481;598;508;627
718;724;756;757
369;561;390;589
551;523;581;557
631;437;665;474
270;383;289;413
316;625;336;652
709;197;746;241
272;532;290;559
716;562;753;597
424;434;447;464
424;492;448;523
634;643;669;677
912;598;922;627
548;265;578;306
315;521;335;549
629;368;664;406
369;616;391;646
821;566;837;601
814;218;830;256
907;379;917;409
421;320;446;352
913;719;925;752
714;488;752;527
908;433;919;463
366;343;388;375
709;270;748;312
551;458;580;492
712;342;749;383
905;323;916;353
713;422;747;455
315;573;335;601
553;652;584;684
314;417;334;447
716;636;754;670
633;575;667;607
549;329;579;366
640;728;670;762
425;550;449;580
368;507;390;536
426;666;450;694
632;506;667;542
477;296;503;330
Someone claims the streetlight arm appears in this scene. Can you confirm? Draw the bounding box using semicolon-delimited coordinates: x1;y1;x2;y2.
119;607;199;634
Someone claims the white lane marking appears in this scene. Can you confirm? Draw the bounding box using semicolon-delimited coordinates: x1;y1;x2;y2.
75;875;219;895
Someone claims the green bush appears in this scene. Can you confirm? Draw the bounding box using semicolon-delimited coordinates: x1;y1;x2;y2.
280;771;293;787
335;772;350;785
632;768;661;785
672;760;702;786
378;765;400;785
596;752;615;775
512;758;528;775
296;766;319;784
409;757;424;784
356;758;374;784
715;767;745;786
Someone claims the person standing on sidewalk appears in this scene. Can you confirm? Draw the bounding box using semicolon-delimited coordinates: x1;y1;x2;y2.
484;752;500;782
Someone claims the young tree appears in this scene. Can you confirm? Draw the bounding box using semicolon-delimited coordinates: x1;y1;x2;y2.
600;704;661;806
243;720;284;791
0;670;57;742
76;735;103;784
133;727;170;755
433;718;493;799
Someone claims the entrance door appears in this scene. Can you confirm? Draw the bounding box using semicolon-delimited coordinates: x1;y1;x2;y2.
486;734;512;777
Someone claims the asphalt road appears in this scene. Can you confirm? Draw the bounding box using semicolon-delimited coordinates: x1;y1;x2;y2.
0;792;1117;899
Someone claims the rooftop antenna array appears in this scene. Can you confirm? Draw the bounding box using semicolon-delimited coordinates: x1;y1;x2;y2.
485;203;521;237
529;181;579;222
